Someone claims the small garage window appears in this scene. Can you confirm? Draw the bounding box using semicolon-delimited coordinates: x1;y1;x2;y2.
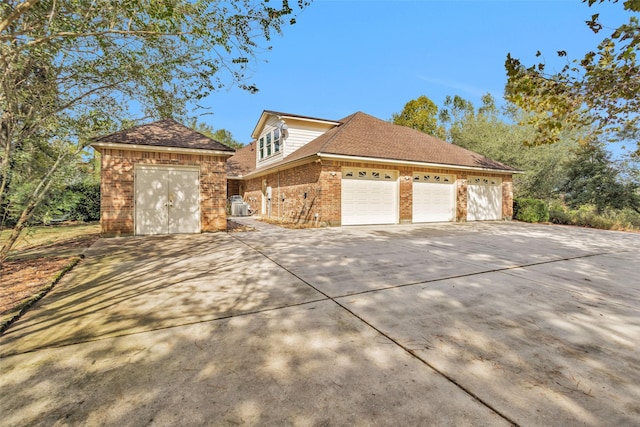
413;173;454;184
344;168;396;180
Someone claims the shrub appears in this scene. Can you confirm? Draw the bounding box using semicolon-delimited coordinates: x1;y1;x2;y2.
547;202;640;231
513;198;549;223
67;181;101;222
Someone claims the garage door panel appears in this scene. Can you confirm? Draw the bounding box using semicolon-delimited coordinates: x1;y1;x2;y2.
342;169;398;226
468;177;502;221
135;168;169;235
413;180;456;223
168;170;200;234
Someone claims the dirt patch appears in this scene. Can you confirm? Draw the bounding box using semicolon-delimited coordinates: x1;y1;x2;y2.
227;219;255;232
257;218;321;229
0;257;77;315
1;233;100;330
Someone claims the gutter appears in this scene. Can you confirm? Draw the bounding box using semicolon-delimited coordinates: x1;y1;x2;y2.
91;141;235;157
317;153;522;174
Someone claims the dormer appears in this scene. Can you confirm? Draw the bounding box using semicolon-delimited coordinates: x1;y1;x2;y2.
251;110;340;169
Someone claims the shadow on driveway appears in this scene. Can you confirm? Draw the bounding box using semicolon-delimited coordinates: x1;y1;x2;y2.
1;222;639;425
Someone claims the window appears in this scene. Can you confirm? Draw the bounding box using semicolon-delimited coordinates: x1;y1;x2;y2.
266;133;272;156
274;128;280;153
259;137;264;159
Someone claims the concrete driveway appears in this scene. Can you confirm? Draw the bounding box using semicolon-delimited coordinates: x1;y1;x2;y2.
1;221;639;426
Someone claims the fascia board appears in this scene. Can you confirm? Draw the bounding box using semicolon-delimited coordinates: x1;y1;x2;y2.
317;153;522;174
91;142;235;157
241;155;319;180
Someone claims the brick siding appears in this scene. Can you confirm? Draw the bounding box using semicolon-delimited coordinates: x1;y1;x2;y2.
237;159;513;226
98;148;228;235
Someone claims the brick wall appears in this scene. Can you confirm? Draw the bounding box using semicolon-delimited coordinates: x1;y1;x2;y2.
241;161;323;223
98;148;228;235
237;158;513;226
502;175;514;219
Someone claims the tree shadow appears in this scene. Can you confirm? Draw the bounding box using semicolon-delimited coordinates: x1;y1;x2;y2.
1;223;639;425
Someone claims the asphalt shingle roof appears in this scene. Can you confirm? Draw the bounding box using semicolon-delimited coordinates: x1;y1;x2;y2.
93;119;236;152
227;141;257;177
229;111;516;176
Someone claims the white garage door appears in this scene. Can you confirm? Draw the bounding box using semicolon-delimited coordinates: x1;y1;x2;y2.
467;176;502;221
413;173;456;223
135;165;200;235
342;168;398;226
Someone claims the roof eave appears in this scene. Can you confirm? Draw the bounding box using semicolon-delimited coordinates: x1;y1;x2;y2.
317;153;519;174
91;141;235;157
241;155;319;180
250;110;341;139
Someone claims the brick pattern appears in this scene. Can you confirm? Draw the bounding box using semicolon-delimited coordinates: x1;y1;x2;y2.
238;159;513;226
502;176;514;219
98;148;228;235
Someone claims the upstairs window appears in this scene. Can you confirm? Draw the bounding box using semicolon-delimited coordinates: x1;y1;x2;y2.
266;133;272;156
258;128;283;162
273;128;280;153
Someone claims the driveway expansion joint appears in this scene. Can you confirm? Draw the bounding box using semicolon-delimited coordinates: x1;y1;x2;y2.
231;233;521;425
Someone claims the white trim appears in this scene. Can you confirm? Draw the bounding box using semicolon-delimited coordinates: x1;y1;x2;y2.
241;155;318;180
92;142;234;157
318;153;518;174
135;164;201;173
251;111;340;139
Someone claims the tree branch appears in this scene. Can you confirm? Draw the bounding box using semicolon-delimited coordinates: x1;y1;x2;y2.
0;0;40;34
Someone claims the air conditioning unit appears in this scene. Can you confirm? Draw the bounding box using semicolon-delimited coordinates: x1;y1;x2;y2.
231;202;249;216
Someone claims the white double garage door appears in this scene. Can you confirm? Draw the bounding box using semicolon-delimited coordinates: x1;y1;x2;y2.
134;165;201;235
341;167;501;225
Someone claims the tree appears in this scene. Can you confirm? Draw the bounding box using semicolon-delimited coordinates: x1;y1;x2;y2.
391;95;446;139
440;94;579;200
0;0;307;263
560;141;639;213
190;121;244;150
505;0;640;153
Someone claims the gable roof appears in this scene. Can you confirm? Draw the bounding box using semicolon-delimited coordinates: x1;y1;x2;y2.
251;110;341;139
232;111;517;177
92;119;236;154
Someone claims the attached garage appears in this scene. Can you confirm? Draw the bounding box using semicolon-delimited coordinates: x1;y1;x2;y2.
229;110;517;226
467;176;502;221
134;165;200;235
412;173;456;223
341;168;398;226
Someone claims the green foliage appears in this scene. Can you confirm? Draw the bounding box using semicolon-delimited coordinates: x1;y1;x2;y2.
560;142;639;213
190;121;244;149
440;94;579;200
66;180;100;222
391;95;446;139
505;1;640;155
549;202;640;231
1;0;306;262
513;198;550;223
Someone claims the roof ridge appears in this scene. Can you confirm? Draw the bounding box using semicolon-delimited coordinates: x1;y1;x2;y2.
314;112;359;153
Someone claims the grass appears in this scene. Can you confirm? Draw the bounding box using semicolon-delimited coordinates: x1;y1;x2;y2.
1;222;101;332
0;222;101;252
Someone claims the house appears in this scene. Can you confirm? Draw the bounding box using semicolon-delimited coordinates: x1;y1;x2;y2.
91;119;235;235
93;110;516;235
227;110;516;226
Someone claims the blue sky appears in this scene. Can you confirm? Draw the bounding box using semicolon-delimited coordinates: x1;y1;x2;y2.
199;0;631;144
